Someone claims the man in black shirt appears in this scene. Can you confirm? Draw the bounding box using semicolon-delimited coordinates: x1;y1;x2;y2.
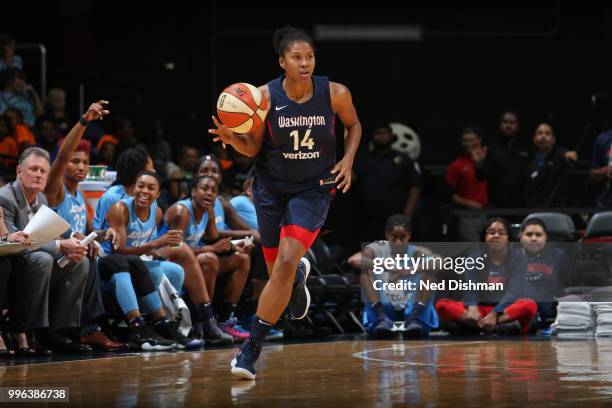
525;122;577;207
473;110;529;208
354;125;423;243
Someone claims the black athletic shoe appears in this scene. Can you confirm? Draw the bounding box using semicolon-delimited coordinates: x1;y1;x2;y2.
154;319;204;350
128;321;177;351
202;316;234;345
231;338;262;380
494;320;522;336
403;319;427;338
372;317;395;338
288;258;311;320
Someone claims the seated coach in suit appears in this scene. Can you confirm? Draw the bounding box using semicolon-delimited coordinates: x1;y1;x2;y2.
0;147;90;353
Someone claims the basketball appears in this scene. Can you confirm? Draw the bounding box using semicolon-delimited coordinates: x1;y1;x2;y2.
216;82;267;134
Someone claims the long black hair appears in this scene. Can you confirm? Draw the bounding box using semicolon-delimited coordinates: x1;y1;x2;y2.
113;148;149;187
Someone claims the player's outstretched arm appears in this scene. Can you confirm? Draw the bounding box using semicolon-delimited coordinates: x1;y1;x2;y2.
45;100;110;206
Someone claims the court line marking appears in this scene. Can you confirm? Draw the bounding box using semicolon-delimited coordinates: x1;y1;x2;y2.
352;341;612;372
0;340;361;368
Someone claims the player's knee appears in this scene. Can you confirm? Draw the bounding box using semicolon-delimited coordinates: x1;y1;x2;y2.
177;244;196;261
518;298;538;318
237;252;251;271
273;255;299;280
197;252;219;274
233;252;251;274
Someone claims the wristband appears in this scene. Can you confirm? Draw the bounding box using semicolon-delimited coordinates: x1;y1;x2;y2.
79;117;90;126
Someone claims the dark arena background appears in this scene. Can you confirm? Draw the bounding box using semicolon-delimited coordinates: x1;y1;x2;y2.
2;2;612;407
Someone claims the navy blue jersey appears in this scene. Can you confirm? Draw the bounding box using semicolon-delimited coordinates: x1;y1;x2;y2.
255;75;336;193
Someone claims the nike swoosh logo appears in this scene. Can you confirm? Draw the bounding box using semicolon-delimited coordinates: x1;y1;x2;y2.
275;105;288;111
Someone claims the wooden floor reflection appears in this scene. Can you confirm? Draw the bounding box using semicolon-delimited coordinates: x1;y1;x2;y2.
2;339;612;407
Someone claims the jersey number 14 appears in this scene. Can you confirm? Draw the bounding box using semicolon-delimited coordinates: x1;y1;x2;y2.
289;129;314;151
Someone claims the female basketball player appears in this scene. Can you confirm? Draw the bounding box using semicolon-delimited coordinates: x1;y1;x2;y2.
209;26;361;379
160;175;242;344
107;171;203;349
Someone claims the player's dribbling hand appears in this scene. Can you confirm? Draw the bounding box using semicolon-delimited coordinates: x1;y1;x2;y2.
83;100;110;122
331;157;353;193
209;116;234;148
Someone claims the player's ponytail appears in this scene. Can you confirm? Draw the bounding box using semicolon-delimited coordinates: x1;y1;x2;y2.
272;25;314;57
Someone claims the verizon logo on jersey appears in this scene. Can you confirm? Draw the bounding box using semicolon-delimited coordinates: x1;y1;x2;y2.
282;151;320;160
278;115;326;128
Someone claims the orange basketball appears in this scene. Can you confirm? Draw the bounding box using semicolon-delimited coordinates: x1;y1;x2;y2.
216;83;267;134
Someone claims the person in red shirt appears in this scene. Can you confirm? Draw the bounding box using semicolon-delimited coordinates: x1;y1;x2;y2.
446;128;488;242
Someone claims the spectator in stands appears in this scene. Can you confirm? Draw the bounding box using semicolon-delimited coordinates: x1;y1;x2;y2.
0;147;90;353
525;122;577;207
0;69;43;127
147;120;172;176
589;126;612;207
435;217;536;335
0;115;17;171
446;127;488;242
45;87;71;135
36;117;59;162
0;34;22;71
358;214;439;338
167;145;199;201
112;117;139;161
4;107;36;152
473;110;529;208
95;134;118;167
106;171;202;349
353;125;423;244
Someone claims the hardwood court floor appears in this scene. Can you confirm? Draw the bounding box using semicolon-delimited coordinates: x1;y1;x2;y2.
2;338;612;407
